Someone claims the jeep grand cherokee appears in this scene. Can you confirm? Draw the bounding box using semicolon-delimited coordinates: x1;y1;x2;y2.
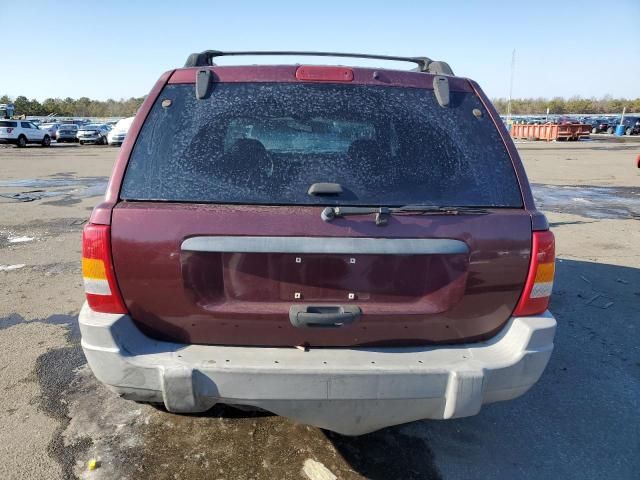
79;51;556;435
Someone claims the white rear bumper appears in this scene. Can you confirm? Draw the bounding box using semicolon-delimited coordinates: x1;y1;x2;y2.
79;303;555;435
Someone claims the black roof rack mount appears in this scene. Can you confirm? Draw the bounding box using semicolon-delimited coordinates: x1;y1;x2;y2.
184;50;453;75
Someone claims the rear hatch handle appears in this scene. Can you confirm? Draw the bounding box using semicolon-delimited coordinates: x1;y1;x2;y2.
290;305;361;328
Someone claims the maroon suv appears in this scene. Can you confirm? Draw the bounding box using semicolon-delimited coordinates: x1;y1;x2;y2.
80;51;556;435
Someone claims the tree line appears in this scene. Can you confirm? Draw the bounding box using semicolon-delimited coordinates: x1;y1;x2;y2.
2;93;639;118
492;96;640;115
0;95;145;118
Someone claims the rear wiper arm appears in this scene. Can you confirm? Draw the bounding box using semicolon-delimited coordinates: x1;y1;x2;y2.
321;206;389;225
393;205;490;215
321;205;489;225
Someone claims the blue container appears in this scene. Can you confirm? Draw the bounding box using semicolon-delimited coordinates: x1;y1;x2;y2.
615;125;625;136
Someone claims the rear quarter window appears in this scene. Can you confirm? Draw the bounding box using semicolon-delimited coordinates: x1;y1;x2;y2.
121;82;523;208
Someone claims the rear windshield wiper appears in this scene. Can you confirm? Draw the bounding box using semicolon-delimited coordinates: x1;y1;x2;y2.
321;205;489;225
393;205;490;215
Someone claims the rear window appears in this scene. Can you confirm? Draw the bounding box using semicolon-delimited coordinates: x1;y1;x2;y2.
0;121;17;127
122;82;522;207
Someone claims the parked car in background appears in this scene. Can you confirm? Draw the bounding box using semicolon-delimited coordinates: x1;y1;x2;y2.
602;118;617;134
589;118;610;134
0;120;51;147
80;50;557;436
39;122;60;140
107;116;135;146
77;124;110;145
56;124;79;143
621;116;640;135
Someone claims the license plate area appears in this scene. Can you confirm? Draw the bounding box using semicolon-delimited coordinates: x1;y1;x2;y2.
220;252;464;304
276;253;399;302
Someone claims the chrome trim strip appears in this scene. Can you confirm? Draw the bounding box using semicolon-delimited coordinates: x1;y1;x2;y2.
181;236;468;255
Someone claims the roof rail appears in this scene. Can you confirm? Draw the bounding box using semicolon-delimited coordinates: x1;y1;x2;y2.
184;50;453;75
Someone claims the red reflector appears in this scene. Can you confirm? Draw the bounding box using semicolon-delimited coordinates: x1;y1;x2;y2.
82;224;127;314
513;230;555;316
295;66;354;82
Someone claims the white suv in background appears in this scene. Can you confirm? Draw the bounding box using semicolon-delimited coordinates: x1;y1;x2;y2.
107;116;135;146
0;120;51;147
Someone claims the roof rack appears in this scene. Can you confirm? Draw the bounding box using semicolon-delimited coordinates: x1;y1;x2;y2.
184;50;453;75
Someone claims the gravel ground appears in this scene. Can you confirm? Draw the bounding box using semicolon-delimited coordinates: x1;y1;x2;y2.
0;141;638;479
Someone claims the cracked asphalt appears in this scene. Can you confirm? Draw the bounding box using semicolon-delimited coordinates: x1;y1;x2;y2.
0;141;638;479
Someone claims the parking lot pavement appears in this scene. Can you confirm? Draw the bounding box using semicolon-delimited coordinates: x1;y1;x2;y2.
0;142;638;479
588;133;640;143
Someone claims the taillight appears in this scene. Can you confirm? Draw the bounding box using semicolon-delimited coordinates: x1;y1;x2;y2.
82;224;127;314
513;230;555;316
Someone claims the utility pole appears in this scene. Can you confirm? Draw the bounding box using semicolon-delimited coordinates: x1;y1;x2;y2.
507;49;516;123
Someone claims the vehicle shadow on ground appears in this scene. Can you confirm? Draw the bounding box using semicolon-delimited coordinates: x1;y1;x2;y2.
157;402;441;478
324;258;639;480
324;429;441;479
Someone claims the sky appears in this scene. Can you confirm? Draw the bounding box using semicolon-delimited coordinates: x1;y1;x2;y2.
1;0;638;101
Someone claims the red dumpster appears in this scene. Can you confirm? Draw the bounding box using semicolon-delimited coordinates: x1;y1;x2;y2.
510;123;591;141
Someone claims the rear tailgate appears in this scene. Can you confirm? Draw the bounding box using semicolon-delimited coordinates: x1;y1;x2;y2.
111;204;531;346
110;70;532;347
